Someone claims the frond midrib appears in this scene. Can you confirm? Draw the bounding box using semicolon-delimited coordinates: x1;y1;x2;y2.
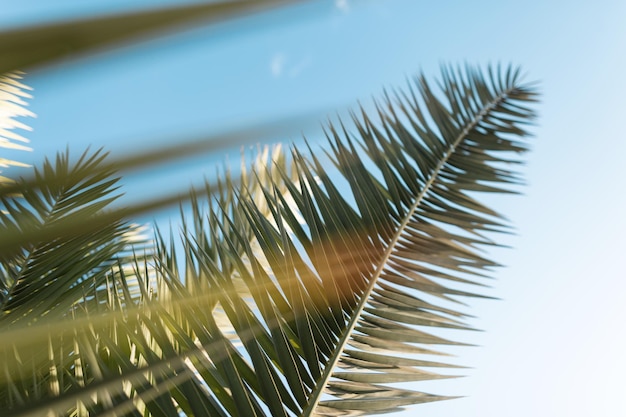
301;85;515;416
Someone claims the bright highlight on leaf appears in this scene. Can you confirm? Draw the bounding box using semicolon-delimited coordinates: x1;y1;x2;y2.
0;71;34;181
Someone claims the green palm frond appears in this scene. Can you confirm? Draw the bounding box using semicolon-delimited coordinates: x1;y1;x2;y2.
0;64;537;416
0;149;141;326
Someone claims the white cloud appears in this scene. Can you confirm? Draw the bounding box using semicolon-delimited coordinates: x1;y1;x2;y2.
271;53;313;79
288;55;312;78
335;0;350;13
270;53;286;77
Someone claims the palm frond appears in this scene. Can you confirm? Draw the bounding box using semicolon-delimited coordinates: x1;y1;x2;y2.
0;149;139;326
172;63;537;416
0;64;537;416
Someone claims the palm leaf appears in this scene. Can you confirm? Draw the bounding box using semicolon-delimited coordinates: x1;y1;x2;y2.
0;0;304;74
0;64;537;416
0;149;140;326
173;64;537;416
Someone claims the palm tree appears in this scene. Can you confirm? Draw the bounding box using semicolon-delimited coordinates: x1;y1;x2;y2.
0;2;538;416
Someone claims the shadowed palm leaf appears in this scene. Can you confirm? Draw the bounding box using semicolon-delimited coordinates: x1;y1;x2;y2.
0;64;537;416
0;150;143;326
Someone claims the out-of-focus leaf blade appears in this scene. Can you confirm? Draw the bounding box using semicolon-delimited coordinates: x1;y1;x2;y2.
0;0;304;74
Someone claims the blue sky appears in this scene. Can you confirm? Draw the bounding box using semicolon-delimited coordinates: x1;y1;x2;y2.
3;1;626;416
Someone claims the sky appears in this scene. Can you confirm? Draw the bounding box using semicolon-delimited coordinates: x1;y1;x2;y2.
2;0;626;416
